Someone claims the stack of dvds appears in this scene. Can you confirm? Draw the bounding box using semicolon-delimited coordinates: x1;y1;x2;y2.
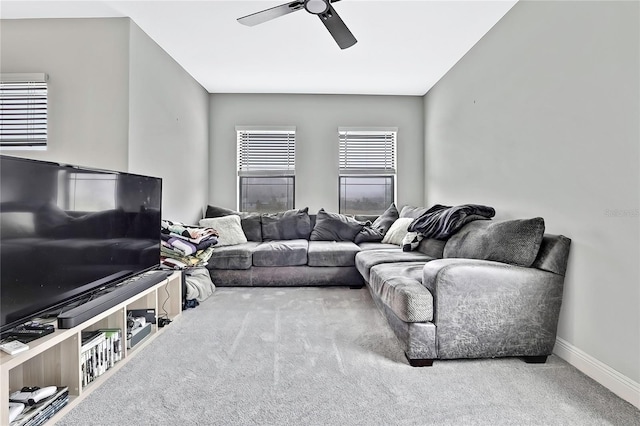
80;329;122;387
9;386;69;426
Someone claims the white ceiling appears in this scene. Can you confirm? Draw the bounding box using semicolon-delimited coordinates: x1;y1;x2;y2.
0;0;517;95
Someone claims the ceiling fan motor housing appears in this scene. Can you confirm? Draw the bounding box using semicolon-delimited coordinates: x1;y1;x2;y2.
304;0;330;15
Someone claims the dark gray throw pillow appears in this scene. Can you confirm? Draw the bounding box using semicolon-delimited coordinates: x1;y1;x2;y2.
371;203;399;236
205;204;262;241
205;204;236;218
310;209;364;242
443;217;546;267
261;207;311;241
237;213;262;242
353;203;399;244
354;225;384;244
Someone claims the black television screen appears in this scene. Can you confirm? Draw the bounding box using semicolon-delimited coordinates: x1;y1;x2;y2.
0;155;162;334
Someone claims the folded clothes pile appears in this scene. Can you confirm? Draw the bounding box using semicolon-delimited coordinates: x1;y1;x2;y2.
160;220;219;269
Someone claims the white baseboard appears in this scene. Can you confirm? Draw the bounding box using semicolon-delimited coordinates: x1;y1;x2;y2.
553;337;640;409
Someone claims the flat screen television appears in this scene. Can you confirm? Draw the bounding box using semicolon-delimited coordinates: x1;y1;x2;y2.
0;155;162;335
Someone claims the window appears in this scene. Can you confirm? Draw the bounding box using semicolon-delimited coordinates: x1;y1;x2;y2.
58;172;118;212
0;73;48;150
339;127;397;215
237;126;295;212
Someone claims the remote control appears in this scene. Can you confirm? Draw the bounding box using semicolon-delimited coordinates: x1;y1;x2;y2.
23;324;54;331
9;402;25;422
0;340;29;355
12;329;48;335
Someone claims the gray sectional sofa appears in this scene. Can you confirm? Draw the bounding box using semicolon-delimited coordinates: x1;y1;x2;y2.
201;204;571;366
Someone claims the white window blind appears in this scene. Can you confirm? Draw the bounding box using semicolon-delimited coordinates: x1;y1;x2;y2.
0;73;48;150
237;126;296;176
339;127;397;174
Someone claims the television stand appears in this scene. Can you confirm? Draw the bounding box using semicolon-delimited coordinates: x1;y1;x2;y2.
0;270;182;425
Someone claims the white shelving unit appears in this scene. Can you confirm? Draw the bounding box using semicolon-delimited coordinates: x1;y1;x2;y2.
0;271;182;425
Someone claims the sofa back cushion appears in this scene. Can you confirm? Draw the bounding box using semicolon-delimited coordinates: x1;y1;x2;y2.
416;238;446;258
443;217;545;267
310;209;364;242
399;205;429;219
261;207;312;241
531;234;572;276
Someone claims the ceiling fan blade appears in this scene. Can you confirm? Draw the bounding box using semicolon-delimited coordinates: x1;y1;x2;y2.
318;5;357;49
238;1;304;27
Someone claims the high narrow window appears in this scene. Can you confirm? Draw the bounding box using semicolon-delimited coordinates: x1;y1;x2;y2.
0;73;48;150
339;127;397;215
237;126;295;212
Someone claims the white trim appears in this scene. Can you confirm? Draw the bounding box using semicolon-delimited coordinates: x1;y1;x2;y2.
338;126;398;133
0;73;48;83
235;125;295;132
554;337;640;409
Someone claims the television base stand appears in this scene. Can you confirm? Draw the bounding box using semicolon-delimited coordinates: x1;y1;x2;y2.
0;271;182;425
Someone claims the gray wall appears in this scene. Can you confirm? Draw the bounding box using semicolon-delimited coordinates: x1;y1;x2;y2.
1;18;209;223
423;0;639;383
209;94;424;214
128;22;209;224
0;18;130;171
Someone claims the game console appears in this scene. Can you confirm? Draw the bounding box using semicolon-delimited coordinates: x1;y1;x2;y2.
128;316;146;330
9;386;57;405
9;402;24;422
127;323;151;349
127;308;156;325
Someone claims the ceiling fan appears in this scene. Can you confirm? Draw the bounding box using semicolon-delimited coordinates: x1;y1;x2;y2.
237;0;357;49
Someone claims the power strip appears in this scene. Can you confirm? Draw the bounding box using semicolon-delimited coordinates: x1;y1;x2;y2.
158;318;172;328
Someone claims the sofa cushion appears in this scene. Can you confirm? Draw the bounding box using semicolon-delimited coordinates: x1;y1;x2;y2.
261;208;312;241
381;217;413;245
199;215;248;247
355;248;434;282
308;241;360;267
253;239;308;266
369;262;433;322
444;217;545;267
310;209;364;242
206;242;260;270
357;242;400;251
204;204;262;242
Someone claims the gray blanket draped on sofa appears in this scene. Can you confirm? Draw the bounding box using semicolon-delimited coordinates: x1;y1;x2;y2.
407;204;495;240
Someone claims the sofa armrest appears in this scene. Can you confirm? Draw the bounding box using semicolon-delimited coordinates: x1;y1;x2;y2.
422;258;565;359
